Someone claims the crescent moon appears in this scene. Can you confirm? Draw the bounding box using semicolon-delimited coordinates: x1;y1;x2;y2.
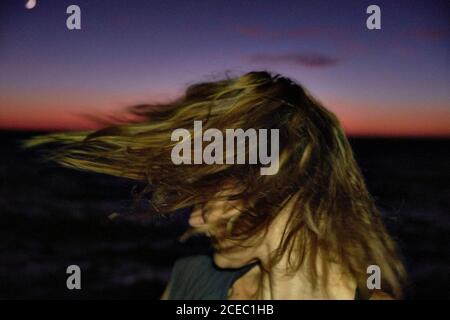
25;0;37;9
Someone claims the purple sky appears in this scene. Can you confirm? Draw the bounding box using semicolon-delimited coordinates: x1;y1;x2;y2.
0;0;449;136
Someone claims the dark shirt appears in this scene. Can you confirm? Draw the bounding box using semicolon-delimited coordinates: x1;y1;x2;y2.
167;254;362;300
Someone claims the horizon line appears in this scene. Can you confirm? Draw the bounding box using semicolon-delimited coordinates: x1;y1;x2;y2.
0;127;449;140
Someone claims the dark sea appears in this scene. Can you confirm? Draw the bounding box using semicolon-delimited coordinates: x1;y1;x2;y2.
0;131;449;299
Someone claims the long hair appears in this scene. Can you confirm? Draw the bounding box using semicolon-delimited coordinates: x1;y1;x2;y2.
23;70;406;298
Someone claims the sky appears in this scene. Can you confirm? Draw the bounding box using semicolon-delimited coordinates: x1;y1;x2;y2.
0;0;449;136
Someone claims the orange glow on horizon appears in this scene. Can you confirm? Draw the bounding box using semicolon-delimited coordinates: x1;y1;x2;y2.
1;97;449;137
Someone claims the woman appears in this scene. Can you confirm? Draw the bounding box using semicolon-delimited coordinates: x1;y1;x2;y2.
24;71;406;299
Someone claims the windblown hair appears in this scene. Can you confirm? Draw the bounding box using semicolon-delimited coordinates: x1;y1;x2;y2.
24;70;406;298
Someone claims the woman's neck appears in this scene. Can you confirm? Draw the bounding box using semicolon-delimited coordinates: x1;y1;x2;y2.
229;254;357;300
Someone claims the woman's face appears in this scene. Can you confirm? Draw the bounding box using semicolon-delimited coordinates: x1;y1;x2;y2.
188;189;266;269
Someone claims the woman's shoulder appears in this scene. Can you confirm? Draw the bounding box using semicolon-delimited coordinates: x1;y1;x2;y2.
173;254;214;270
170;254;215;288
369;290;396;300
168;254;232;299
355;286;397;300
167;254;259;299
162;255;211;300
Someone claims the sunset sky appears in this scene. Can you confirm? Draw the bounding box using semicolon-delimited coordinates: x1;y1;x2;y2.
0;0;449;136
